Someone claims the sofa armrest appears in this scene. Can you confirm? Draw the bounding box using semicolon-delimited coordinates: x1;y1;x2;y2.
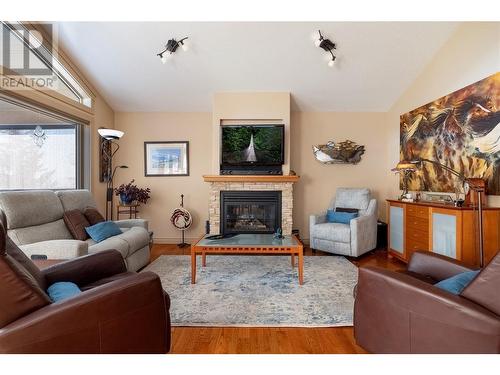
114;219;149;230
408;251;475;282
19;240;88;260
356;266;499;334
0;272;170;354
461;253;500;315
42;250;127;286
350;213;377;256
354;266;500;353
310;213;327;226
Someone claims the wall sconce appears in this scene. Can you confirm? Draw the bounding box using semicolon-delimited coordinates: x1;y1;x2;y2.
157;37;189;63
314;30;337;67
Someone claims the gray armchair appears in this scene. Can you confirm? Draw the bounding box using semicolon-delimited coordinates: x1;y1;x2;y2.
309;188;378;257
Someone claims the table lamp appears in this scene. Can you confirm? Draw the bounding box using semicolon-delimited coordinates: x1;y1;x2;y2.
391;160;418;200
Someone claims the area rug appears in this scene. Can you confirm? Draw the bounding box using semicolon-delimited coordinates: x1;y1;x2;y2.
142;255;358;327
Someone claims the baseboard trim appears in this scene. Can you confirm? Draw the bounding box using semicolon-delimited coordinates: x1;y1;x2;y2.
153;236;311;246
153;236;202;244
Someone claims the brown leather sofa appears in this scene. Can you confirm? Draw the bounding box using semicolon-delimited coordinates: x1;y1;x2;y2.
354;251;500;353
0;219;171;353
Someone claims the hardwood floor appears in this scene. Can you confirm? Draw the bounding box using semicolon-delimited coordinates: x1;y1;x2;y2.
152;243;405;354
170;326;367;354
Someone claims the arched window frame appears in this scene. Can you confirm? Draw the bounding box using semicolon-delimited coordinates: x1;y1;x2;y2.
1;21;95;110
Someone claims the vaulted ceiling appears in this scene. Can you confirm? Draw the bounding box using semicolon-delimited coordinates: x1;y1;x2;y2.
55;22;459;112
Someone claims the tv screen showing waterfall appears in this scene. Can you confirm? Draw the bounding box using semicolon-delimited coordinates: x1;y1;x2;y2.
221;125;284;166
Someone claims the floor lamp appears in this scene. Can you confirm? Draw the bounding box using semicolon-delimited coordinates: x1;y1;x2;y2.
98;128;126;221
394;158;486;267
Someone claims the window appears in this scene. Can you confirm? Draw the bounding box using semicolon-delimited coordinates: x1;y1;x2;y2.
0;22;93;107
0;97;86;190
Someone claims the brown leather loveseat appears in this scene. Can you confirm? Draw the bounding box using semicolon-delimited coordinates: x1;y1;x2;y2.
354;251;500;353
0;219;171;353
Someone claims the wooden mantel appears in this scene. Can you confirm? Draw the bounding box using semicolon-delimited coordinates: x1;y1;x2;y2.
203;175;300;183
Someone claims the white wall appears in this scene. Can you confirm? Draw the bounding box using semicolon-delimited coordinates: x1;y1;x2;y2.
212;92;291;175
114;112;212;243
387;22;500;206
112;22;500;242
291;111;391;239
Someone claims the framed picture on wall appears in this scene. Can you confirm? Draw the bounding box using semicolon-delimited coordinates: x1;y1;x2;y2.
144;141;189;177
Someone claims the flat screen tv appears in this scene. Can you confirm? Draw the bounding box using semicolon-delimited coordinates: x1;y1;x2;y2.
221;125;284;166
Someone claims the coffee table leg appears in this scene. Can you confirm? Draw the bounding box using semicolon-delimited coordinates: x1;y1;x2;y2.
202;252;206;267
191;248;196;284
291;253;295;267
298;251;304;285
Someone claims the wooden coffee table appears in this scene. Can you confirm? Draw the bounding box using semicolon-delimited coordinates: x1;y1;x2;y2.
191;234;304;285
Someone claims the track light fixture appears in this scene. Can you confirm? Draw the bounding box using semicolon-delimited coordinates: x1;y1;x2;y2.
157;37;189;63
314;30;336;67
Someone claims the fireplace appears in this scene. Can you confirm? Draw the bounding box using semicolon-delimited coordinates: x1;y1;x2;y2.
221;191;282;235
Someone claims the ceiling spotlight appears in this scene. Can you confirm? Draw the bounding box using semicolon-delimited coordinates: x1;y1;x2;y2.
160;53;169;64
157;36;189;63
314;30;337;67
180;39;189;52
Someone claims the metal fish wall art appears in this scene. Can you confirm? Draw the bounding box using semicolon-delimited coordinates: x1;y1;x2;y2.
312;140;365;164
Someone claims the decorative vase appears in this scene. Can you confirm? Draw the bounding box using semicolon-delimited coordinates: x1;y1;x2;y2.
120;193;133;205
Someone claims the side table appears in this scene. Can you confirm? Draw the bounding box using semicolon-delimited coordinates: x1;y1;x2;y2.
117;203;140;219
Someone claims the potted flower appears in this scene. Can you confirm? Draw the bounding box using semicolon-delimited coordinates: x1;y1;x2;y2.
114;180;151;205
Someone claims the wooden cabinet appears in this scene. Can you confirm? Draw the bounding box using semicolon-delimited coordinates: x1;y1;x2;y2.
405;204;430;261
430;208;461;259
387;200;500;267
389;204;404;257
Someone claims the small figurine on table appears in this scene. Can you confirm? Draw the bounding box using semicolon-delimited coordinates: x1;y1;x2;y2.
273;228;284;239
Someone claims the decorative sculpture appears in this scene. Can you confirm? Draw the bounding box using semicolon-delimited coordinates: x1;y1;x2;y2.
170;194;192;248
312;140;365;164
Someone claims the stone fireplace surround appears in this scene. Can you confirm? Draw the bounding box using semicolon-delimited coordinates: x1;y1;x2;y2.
203;175;299;236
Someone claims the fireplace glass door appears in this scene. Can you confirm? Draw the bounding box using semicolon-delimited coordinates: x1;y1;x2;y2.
221;191;281;234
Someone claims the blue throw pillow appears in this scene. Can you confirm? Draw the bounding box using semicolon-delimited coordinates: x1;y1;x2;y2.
434;270;480;295
47;282;81;302
326;209;358;224
85;221;122;242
